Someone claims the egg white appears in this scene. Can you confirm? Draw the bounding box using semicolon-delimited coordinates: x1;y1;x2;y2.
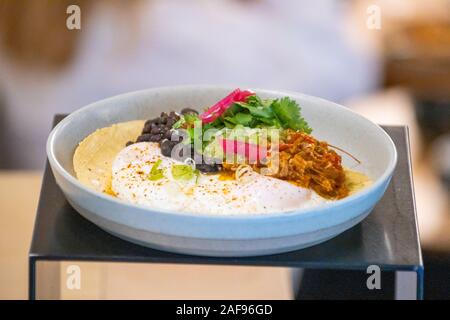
111;142;328;215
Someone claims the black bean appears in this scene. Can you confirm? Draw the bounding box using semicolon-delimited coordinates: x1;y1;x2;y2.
168;131;177;140
196;163;221;173
142;123;152;134
125;141;134;147
166;118;176;128
163;130;173;140
146;118;159;126
151;127;160;134
160;139;177;157
149;134;162;142
136;134;152;142
181;108;199;115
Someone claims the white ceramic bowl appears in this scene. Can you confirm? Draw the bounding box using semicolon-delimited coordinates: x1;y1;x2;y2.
47;86;397;257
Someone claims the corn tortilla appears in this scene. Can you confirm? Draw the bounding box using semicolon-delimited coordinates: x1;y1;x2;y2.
345;169;372;195
73;120;145;194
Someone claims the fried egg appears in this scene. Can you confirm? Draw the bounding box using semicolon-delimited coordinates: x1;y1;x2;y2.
111;142;328;215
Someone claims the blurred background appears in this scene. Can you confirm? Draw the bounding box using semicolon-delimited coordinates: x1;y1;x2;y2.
0;0;449;299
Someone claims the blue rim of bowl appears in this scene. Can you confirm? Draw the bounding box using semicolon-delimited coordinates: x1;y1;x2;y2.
46;85;398;222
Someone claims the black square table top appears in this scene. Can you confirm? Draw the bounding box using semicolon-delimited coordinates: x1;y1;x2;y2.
30;116;423;273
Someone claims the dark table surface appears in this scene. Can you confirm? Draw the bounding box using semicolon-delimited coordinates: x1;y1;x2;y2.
30;116;422;272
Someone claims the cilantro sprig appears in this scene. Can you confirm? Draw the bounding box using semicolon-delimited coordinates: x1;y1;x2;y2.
270;97;312;133
211;95;312;134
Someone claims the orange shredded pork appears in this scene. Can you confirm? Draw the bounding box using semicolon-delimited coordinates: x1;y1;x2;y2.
269;130;348;199
220;130;349;199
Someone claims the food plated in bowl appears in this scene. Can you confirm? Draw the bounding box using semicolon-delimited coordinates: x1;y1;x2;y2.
47;86;397;256
74;89;370;214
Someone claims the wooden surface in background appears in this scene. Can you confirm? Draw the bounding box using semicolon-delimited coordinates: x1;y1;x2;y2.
0;171;42;299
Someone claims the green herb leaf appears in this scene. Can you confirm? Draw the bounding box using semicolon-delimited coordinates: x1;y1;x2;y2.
223;117;237;129
148;159;165;181
172;117;185;129
173;113;200;129
171;164;199;181
184;113;200;125
234;102;273;119
233;112;253;125
270;97;312;133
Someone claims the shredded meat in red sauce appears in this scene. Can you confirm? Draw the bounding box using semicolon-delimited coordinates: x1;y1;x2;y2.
221;130;348;199
266;130;348;199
